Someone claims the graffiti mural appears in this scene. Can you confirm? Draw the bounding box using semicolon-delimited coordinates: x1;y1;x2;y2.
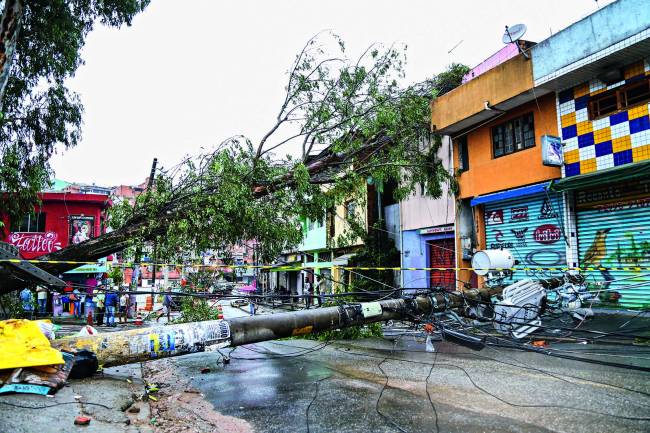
577;183;650;308
484;191;566;281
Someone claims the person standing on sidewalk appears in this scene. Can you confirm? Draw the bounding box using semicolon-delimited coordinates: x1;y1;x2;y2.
104;289;118;327
51;291;63;317
156;293;175;322
20;287;34;319
119;291;129;323
95;290;105;326
71;288;82;319
36;285;48;316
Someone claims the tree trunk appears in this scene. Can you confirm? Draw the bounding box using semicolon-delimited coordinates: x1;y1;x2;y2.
0;0;23;113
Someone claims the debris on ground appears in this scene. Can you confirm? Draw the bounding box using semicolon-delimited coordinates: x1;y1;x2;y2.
73;416;91;425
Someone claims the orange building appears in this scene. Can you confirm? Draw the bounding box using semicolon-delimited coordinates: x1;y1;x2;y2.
431;51;562;288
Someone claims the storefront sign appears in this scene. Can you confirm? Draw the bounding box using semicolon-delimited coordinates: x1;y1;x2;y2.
533;224;561;244
7;232;63;259
419;225;454;235
576;180;650;210
486;209;504;225
510;206;528;222
541;135;563;166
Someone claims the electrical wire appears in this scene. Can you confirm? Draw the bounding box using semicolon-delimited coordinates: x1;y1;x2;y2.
375;358;409;433
331;345;650;422
305;376;328;433
424;349;440;433
0;400;113;410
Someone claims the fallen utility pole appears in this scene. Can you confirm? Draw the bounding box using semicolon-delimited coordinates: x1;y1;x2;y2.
52;289;496;367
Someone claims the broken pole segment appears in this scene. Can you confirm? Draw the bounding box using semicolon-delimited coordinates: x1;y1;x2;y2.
52;290;499;368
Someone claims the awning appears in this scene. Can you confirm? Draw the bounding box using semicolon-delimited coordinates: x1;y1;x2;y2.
303;261;333;269
470;182;551;206
64;258;107;274
333;253;356;266
550;161;650;192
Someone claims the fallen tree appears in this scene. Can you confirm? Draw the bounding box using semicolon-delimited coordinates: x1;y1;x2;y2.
1;34;468;293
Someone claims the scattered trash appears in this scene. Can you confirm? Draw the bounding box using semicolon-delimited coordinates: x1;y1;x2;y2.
0;351;73;395
126;378;132;384
146;385;159;393
148;395;158;401
200;367;211;374
36;321;56;340
77;325;98;336
425;335;435;352
0;319;65;370
531;340;548;348
74;394;83;400
74;416;91;425
68;350;99;379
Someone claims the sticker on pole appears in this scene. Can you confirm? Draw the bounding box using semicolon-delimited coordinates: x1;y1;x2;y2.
360;302;382;318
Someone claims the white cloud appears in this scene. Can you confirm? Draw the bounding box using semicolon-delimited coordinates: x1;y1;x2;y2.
50;0;613;186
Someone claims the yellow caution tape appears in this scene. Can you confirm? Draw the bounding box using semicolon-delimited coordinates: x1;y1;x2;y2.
2;259;649;272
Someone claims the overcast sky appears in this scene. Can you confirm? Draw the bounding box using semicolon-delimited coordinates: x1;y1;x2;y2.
50;0;613;186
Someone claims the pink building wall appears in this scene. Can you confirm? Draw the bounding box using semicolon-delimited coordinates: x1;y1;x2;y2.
400;136;455;231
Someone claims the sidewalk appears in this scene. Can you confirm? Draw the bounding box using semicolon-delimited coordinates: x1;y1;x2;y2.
0;363;153;433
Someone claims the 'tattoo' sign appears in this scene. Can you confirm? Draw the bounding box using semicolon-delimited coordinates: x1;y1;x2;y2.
7;232;63;259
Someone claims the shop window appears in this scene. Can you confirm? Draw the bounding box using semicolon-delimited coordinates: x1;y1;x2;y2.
12;212;46;232
492;113;535;158
589;77;650;120
457;136;469;172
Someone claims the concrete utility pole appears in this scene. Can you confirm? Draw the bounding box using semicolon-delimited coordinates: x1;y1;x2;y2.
52;289;498;367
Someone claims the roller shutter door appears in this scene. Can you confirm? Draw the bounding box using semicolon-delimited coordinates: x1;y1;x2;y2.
576;180;650;309
483;191;567;283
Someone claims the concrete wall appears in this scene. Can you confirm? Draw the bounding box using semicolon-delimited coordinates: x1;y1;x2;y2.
333;187;367;248
402;229;428;289
454;93;561;199
532;0;650;82
431;54;533;131
299;217;327;252
400;136;455;231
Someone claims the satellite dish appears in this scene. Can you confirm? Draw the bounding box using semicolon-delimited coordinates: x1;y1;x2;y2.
502;24;527;44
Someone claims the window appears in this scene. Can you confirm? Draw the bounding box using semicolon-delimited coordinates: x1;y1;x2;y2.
458;136;469;172
492;113;535;158
345;201;357;220
589;77;650;120
622;79;650;107
11;212;46;232
308;219;315;231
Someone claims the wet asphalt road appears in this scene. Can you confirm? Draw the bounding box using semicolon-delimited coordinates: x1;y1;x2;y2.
154;302;650;433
